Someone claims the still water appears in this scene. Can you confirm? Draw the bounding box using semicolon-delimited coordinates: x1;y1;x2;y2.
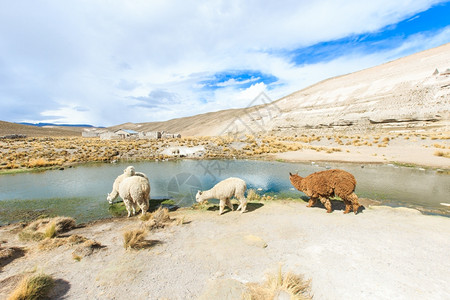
0;160;449;225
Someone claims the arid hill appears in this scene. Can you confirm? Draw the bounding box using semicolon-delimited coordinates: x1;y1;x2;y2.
0;121;83;137
112;43;450;136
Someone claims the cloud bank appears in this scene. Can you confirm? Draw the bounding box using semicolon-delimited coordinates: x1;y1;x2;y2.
0;0;449;126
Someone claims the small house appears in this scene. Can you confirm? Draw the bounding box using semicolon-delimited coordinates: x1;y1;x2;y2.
114;129;138;139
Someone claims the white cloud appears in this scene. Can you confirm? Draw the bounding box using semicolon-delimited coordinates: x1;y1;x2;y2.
0;0;448;126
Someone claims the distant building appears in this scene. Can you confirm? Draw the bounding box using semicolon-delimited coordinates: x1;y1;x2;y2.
161;132;181;139
85;128;180;140
138;131;162;139
99;131;120;140
114;129;138;139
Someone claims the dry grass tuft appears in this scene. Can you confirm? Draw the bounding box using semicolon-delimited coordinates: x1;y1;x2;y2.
38;237;67;250
244;266;311;300
66;234;88;245
19;217;76;242
71;238;103;258
141;207;174;229
123;228;149;250
247;189;261;201
191;201;211;210
44;222;57;239
37;234;102;253
434;150;450;158
7;273;54;300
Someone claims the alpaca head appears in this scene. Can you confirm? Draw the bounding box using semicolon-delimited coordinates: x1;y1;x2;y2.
195;190;206;203
106;193;114;204
289;172;302;189
124;166;136;176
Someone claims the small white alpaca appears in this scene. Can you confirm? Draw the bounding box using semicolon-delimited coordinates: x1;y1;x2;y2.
196;177;247;215
119;176;151;217
107;166;148;204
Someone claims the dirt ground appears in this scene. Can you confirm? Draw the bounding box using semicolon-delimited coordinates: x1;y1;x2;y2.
1;200;449;300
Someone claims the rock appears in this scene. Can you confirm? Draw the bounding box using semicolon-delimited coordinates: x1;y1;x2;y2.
244;234;267;248
214;271;224;278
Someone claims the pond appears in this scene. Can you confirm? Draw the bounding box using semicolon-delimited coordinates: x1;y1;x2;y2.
0;159;449;225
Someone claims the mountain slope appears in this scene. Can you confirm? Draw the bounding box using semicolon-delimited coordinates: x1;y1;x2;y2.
118;43;449;136
0;121;84;137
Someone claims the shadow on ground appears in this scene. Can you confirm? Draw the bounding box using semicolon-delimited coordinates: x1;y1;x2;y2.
207;202;264;214
310;199;366;214
49;278;71;299
0;247;26;269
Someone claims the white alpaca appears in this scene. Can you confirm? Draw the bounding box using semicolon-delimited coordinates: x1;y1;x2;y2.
196;177;247;215
107;166;148;204
119;176;151;217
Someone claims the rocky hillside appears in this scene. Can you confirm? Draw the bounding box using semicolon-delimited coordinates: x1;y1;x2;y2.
268;43;450;135
117;43;450;136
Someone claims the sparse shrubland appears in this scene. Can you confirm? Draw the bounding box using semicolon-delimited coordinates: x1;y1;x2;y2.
1;131;448;172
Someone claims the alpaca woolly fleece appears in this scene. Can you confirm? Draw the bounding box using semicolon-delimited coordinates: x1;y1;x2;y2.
196;177;247;215
290;169;360;214
107;166;148;203
119;176;151;217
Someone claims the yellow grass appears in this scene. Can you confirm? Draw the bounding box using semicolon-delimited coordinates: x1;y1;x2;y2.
244;266;311;300
141;207;173;229
434;151;450;158
247;189;261;201
123;228;149;250
7;273;54;300
19;217;76;242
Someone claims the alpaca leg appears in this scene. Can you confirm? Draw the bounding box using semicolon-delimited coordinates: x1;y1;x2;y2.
240;199;248;214
141;195;150;216
343;199;352;214
319;196;332;213
307;198;317;207
237;196;247;213
139;201;148;216
123;199;132;217
349;193;360;214
219;199;225;215
226;198;234;211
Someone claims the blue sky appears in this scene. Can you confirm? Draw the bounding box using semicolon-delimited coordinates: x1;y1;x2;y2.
0;0;449;126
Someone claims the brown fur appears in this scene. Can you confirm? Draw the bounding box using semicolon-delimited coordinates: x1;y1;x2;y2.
289;169;360;214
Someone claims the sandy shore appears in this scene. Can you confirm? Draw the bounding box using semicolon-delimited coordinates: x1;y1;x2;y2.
1;200;449;299
271;140;450;169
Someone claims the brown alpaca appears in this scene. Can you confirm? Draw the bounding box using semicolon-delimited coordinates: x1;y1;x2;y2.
289;169;360;214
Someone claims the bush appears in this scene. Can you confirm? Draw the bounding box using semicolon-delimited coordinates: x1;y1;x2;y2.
8;273;55;300
244;266;311;300
247;189;261;201
19;217;76;242
123;228;149;250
